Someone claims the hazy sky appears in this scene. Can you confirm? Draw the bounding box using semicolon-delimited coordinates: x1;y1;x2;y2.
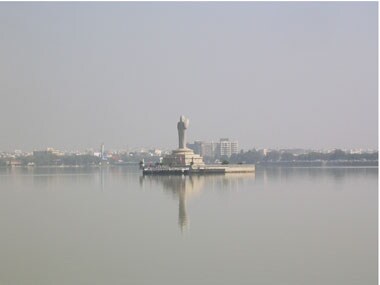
0;2;377;151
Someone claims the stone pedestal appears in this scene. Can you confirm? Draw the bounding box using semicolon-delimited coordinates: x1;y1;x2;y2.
162;148;204;167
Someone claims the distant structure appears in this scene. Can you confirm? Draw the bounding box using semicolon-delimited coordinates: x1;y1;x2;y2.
162;116;205;167
99;143;109;165
218;138;239;157
101;143;105;160
187;141;218;158
33;148;63;157
187;138;239;158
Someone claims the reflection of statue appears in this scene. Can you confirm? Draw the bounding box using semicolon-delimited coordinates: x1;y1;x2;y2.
140;175;204;232
178;187;187;232
139;174;255;233
177;115;190;149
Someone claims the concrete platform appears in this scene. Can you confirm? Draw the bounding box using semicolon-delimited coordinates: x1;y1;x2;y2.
142;164;255;175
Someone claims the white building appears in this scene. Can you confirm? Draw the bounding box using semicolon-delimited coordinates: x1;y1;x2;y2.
188;139;239;158
218;138;239;157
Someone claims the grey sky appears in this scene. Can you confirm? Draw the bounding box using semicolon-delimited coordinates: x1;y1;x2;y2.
0;2;377;151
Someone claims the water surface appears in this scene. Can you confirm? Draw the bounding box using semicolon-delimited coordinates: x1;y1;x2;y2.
0;166;377;284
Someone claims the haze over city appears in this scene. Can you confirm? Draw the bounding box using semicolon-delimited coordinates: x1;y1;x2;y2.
0;2;377;151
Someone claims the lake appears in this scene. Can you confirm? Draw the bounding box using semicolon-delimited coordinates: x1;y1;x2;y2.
0;166;377;284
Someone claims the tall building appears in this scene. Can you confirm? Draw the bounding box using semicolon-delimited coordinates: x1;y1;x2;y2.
202;141;219;158
187;139;239;158
101;143;105;157
218;138;239;157
187;141;203;155
187;141;218;158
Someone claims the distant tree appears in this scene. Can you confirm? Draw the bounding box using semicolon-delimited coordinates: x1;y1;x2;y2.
328;149;346;160
0;158;7;167
280;152;295;161
264;150;280;162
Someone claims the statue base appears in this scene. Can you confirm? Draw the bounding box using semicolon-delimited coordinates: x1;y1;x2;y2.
162;148;205;167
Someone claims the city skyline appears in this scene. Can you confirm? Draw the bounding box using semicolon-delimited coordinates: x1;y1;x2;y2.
0;142;377;154
0;2;377;151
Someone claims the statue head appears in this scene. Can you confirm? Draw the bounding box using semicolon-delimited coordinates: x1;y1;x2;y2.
179;115;189;129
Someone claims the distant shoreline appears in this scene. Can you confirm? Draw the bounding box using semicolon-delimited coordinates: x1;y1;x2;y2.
256;161;378;167
0;162;377;169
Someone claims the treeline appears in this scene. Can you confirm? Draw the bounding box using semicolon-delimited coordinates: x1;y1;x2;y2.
1;151;161;167
226;149;378;165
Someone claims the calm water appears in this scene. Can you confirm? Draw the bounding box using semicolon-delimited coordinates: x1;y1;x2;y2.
0;166;377;285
